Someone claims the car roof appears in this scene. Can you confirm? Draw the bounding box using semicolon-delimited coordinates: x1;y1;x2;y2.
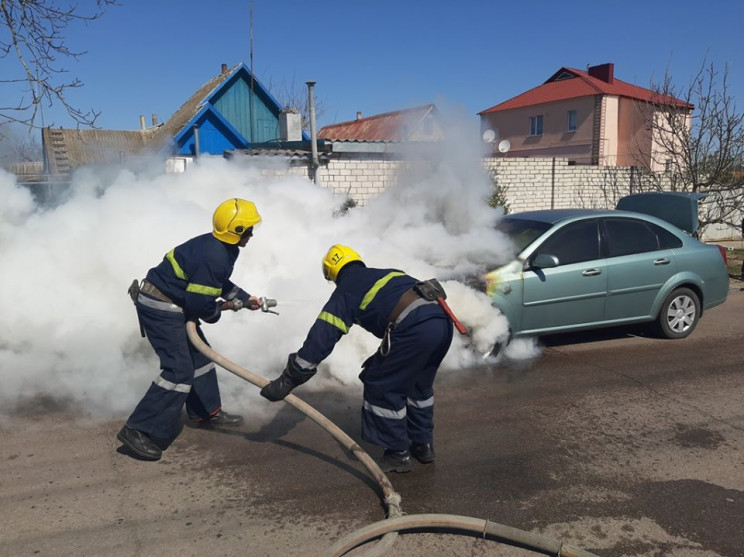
503;209;617;225
502;208;693;239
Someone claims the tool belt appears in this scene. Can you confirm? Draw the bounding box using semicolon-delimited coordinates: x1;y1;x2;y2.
381;288;434;357
388;288;421;325
139;279;175;304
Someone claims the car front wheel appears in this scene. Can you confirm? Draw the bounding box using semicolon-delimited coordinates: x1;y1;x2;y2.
656;287;700;339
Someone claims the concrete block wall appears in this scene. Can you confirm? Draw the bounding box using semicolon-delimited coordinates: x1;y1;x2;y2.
250;155;652;212
317;154;410;204
483;156;651;213
241;153;740;241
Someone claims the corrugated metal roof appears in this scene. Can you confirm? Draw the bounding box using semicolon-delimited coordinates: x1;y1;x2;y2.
479;65;692;115
225;148;330;163
318;104;440;141
42;128;151;174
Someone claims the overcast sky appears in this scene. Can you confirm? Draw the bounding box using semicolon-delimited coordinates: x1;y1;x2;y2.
4;0;742;133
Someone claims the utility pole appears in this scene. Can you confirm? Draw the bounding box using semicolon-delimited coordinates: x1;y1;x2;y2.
306;81;319;182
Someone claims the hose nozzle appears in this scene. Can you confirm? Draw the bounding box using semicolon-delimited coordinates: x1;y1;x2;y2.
259;297;278;314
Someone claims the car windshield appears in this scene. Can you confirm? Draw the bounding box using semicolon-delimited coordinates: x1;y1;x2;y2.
496;218;552;254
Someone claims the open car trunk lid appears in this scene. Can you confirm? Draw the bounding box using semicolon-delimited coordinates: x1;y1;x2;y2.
616;192;705;236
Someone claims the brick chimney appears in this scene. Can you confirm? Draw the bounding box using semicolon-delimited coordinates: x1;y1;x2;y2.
588;63;614;84
221;63;228;75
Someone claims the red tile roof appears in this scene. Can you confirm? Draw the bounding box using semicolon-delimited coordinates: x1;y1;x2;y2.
479;65;692;115
318;104;437;141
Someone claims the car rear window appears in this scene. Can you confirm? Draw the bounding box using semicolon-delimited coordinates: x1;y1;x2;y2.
496;218;552;253
604;218;683;257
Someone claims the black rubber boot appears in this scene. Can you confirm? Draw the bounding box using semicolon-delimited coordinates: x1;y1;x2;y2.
380;449;414;473
193;410;244;427
117;426;162;461
410;442;436;463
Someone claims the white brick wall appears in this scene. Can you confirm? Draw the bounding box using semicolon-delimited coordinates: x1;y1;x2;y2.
240;154;741;241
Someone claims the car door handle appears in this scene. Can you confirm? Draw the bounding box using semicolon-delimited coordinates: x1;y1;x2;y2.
653;258;671;265
582;268;602;276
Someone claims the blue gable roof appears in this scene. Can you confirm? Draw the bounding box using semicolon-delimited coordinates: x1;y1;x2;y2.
154;62;309;156
173;105;249;156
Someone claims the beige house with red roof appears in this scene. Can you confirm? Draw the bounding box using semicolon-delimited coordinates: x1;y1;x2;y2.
478;63;692;172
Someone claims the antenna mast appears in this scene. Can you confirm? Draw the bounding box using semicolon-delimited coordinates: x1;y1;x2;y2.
249;2;256;143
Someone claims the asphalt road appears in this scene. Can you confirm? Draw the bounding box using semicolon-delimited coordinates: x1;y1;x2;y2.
2;286;743;557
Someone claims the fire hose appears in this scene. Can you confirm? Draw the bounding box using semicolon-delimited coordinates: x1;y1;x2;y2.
185;317;598;557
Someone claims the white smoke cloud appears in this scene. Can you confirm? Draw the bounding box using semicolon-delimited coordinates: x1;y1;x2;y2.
0;120;517;418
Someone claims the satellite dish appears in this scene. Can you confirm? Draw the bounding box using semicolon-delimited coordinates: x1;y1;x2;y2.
498;139;511;154
482;129;496;143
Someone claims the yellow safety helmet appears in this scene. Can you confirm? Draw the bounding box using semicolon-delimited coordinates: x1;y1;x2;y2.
322;244;362;282
212;198;262;244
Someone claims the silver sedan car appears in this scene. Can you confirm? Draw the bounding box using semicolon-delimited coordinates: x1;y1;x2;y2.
482;193;730;350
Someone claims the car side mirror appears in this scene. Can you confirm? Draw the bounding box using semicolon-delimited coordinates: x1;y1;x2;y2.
530;253;559;269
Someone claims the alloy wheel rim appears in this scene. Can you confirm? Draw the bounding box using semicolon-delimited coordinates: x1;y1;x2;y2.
667;295;696;333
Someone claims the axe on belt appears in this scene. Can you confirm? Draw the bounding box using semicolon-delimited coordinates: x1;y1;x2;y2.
414;279;468;335
127;279;146;337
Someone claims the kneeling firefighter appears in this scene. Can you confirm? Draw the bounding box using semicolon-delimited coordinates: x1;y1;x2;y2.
118;198;266;461
261;244;455;473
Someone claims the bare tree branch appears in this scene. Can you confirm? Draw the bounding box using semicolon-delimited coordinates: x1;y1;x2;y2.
265;73;329;133
638;60;744;232
1;0;117;134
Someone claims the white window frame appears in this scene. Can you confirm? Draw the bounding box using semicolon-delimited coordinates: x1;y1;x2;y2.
530;115;543;136
567;110;577;132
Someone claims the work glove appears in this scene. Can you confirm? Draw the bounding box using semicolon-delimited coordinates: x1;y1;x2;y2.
260;354;316;402
222;295;260;311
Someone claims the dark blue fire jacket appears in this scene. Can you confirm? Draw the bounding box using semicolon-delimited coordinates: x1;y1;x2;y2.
145;233;250;323
295;263;421;369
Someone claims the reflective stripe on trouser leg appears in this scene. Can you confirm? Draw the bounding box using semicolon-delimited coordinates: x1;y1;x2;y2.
184;321;221;420
360;314;453;451
127;302;221;439
406;394;434;446
185;361;220;420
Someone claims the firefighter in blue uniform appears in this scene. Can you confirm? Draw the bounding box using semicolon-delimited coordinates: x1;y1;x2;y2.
261;245;454;473
117;198;264;461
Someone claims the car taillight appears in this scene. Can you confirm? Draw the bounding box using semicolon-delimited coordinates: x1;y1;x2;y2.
716;245;728;266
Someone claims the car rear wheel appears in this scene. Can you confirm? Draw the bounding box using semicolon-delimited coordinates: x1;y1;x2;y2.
656;287;700;339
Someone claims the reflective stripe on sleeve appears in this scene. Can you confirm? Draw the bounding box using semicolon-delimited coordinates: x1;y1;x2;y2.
186;283;222;296
318;311;349;334
166;249;188;280
359;272;405;310
223;286;240;300
154;375;191;393
294;354;317;371
194;363;215;378
407;396;434;409
363;400;406;420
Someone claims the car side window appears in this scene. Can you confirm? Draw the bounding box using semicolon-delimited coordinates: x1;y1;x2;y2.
654;223;684;249
534;220;600;266
604;218;681;256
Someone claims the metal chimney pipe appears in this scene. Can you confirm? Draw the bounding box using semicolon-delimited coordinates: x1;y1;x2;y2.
139;115;146;130
306;81;319;179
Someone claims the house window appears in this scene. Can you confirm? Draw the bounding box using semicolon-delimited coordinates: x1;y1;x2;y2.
530;115;543;136
567;110;577;132
664;159;673;173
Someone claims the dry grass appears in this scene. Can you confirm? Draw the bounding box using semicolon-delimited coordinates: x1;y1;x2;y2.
724;248;744;279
